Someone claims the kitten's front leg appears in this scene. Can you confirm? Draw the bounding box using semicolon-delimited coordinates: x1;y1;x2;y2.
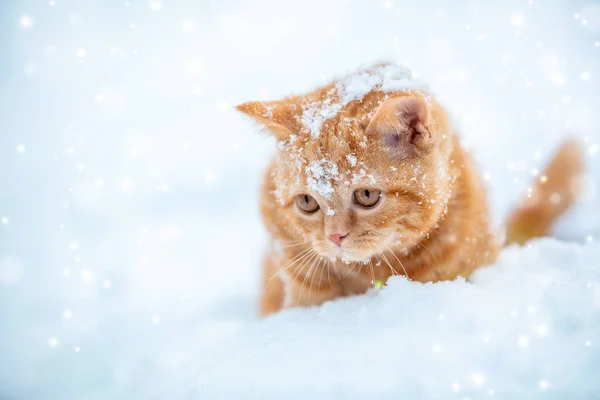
259;247;287;317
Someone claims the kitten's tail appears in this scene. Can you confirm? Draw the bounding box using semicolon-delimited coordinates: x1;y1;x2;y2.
504;138;584;246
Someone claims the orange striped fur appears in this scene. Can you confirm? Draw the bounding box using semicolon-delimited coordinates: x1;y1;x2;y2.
237;64;583;316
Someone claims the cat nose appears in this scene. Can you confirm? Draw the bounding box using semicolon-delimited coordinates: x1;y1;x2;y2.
328;232;348;247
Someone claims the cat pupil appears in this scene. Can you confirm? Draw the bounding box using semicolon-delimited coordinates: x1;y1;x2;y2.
304;195;309;204
365;190;370;198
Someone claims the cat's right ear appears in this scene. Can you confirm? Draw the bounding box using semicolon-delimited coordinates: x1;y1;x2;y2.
235;101;293;141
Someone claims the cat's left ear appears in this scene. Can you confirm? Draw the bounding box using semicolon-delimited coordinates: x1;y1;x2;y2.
236;101;294;140
366;95;433;155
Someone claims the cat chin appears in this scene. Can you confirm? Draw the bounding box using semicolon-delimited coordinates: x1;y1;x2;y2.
314;247;374;263
313;237;398;262
340;253;375;263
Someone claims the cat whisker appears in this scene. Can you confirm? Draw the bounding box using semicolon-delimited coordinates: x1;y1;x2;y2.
299;252;320;301
417;241;430;251
384;243;409;278
377;253;396;277
375;244;398;277
278;238;308;244
308;256;326;301
343;261;356;278
266;247;313;283
291;251;318;302
415;240;442;263
302;255;319;300
284;246;313;265
281;241;312;249
326;258;333;288
317;256;327;292
374;243;391;263
344;259;363;279
293;249;318;283
369;257;375;286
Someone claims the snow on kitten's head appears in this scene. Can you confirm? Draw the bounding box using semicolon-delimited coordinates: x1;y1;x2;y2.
237;63;456;262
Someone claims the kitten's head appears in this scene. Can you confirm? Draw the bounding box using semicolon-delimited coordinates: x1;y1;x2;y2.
237;64;456;262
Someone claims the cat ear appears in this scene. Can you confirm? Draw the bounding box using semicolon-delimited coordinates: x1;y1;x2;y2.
236;101;294;140
366;95;432;155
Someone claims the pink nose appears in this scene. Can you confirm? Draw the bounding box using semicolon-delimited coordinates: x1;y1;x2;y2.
328;232;348;247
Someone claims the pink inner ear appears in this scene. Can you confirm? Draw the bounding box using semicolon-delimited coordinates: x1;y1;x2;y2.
367;96;430;152
395;97;429;129
384;133;403;147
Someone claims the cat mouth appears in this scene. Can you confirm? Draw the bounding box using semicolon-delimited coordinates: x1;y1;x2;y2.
337;235;398;262
314;233;396;262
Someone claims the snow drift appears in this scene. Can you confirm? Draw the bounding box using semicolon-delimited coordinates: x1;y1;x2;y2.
1;0;599;399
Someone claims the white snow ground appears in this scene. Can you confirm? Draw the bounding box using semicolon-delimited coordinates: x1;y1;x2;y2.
1;0;600;399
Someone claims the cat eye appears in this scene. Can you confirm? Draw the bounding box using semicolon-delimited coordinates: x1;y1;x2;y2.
353;188;381;208
296;194;320;214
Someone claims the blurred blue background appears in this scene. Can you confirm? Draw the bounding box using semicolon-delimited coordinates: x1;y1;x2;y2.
1;0;599;398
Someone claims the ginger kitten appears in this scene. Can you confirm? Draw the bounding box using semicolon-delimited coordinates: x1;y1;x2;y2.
236;63;583;316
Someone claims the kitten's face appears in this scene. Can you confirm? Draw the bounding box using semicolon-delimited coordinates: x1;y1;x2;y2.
289;183;408;262
272;104;453;262
237;66;455;264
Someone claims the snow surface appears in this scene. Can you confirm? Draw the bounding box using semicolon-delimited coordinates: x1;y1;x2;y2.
196;240;600;399
1;0;600;399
